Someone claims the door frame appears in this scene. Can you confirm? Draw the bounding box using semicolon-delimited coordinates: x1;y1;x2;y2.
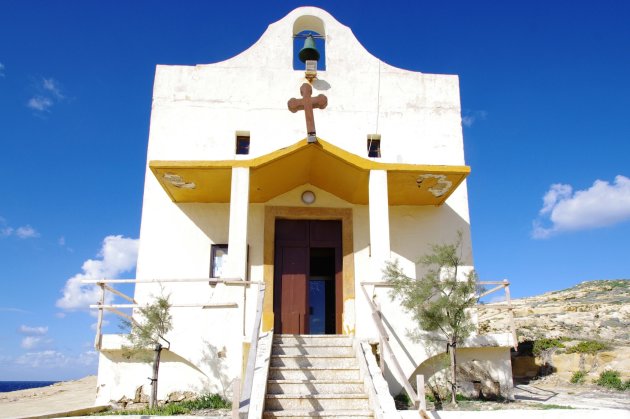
263;206;355;334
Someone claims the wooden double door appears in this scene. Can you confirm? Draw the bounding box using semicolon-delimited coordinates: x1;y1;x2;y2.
273;219;342;334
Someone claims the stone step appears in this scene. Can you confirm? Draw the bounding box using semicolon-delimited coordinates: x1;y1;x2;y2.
266;380;365;394
263;410;373;418
268;367;361;380
274;335;352;346
272;344;354;356
265;394;370;411
270;355;357;368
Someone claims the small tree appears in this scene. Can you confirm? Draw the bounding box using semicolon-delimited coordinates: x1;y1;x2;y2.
122;295;173;408
383;233;479;405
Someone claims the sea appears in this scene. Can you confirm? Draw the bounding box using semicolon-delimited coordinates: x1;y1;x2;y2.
0;381;59;393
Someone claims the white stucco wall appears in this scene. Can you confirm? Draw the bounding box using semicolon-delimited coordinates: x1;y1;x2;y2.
94;6;499;404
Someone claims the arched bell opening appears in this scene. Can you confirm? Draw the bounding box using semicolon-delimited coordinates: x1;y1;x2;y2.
292;15;326;71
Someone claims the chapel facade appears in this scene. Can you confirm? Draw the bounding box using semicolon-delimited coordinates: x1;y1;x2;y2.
94;7;514;412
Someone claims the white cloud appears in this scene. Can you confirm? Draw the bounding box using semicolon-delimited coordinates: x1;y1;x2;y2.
19;325;48;335
15;350;68;368
0;62;5;77
15;350;97;369
15;225;39;239
27;96;53;111
58;236;66;246
26;77;66;113
540;183;573;215
533;175;630;239
21;336;44;349
0;307;29;313
462;110;488;127
0;217;12;237
77;350;98;366
0;217;39;239
43;78;64;99
56;235;139;310
19;325;50;349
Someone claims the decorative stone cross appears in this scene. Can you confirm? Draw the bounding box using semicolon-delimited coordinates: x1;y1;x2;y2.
288;83;328;143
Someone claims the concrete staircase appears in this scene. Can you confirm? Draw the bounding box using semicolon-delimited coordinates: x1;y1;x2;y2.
263;334;374;419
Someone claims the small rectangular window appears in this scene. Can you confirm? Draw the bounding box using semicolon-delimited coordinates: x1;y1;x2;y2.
210;244;229;278
367;135;381;158
236;134;250;155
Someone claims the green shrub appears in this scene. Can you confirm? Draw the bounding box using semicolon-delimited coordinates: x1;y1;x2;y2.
94;393;230;416
540;404;574;410
533;338;565;356
178;393;231;410
566;340;609;354
570;371;586;384
394;391;413;409
595;370;628;391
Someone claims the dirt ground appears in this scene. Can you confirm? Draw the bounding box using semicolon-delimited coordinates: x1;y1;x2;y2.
0;376;106;418
514;379;630;410
1;375;627;418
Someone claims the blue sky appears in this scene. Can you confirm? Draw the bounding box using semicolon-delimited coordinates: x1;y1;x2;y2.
1;1;629;381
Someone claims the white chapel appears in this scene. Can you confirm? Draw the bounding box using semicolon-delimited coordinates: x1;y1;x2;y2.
93;7;515;417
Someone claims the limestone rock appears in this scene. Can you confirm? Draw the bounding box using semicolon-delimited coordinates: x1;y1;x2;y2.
478;279;630;343
167;390;197;403
133;385;148;403
478;279;630;381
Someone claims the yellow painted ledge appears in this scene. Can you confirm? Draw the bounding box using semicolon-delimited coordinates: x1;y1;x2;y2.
150;138;470;205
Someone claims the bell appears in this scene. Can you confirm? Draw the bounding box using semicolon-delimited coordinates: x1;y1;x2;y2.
298;34;320;63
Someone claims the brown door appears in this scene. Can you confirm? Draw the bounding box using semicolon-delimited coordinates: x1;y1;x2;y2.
274;219;342;334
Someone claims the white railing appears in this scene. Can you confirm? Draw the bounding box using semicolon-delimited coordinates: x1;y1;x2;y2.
360;279;517;416
237;282;265;419
360;282;425;415
477;279;518;350
82;277;260;350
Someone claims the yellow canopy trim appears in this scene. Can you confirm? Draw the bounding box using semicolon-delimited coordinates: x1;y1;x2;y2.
149;138;470;205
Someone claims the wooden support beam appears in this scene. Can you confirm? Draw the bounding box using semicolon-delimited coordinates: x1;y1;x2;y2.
360;284;418;405
231;378;240;419
503;279;518;350
94;283;105;350
477;284;506;299
90;302;238;309
416;374;427;413
361;285;390;339
479;303;512;309
104;307;139;326
103;284;136;304
239;284;265;417
83;278;263;285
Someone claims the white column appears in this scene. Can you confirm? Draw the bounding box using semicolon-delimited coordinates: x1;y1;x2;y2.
368;170;391;279
225;167;250;281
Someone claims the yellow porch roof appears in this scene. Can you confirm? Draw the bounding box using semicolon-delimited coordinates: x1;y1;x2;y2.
149;139;470;206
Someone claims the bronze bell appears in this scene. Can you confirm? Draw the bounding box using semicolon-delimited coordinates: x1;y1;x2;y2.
298;34;320;63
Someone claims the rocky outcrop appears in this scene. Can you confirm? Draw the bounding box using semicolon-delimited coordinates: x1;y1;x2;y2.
477;279;630;381
478;279;629;344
